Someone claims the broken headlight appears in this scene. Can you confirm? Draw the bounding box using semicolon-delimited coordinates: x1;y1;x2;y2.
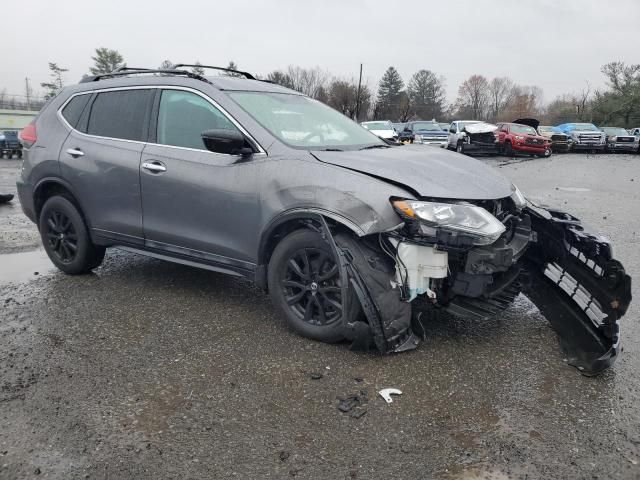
391;199;506;245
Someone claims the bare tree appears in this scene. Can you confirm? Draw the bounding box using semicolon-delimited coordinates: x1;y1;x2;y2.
487;77;514;121
285;66;330;99
456;75;490;119
158;59;173;69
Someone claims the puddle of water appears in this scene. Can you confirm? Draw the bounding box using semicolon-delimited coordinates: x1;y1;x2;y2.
557;186;591;192
0;249;55;286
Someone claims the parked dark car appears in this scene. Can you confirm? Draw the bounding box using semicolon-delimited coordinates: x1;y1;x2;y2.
0;130;23;158
402;121;448;147
538;125;571;152
17;65;631;375
600;127;639;153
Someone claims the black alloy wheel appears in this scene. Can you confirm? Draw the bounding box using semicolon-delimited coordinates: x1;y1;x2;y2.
44;210;78;263
281;247;343;326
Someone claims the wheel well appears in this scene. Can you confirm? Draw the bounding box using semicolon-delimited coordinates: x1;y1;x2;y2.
255;215;355;290
34;181;82;221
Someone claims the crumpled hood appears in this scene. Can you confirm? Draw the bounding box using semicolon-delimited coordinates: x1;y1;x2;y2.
312;145;513;200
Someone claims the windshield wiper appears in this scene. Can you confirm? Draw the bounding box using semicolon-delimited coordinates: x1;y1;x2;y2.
359;144;390;150
320;148;343;151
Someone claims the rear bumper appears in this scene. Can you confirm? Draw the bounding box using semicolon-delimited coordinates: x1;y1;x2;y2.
16;179;36;223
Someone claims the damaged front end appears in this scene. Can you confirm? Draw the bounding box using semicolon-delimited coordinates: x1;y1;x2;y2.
461;122;500;155
323;191;632;375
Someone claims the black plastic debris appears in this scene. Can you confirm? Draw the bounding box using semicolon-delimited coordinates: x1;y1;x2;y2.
337;390;368;418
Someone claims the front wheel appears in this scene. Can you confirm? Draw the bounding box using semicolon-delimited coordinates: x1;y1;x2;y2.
39;196;105;274
504;141;513;156
267;229;359;343
456;141;464;154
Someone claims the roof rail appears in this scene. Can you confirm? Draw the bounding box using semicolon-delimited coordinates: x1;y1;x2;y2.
79;68;211;84
171;64;256;80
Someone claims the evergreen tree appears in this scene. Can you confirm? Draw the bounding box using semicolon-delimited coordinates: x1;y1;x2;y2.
41;62;68;99
90;48;125;75
376;66;405;120
407;69;446;120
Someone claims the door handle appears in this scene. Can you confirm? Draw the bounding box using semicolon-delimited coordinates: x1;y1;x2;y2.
66;148;84;158
142;161;167;173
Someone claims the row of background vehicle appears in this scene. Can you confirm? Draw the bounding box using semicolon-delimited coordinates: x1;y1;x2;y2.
361;118;640;156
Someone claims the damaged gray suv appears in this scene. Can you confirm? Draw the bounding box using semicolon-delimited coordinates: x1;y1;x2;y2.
17;65;631;375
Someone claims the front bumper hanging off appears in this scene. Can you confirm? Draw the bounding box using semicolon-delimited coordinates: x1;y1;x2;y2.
520;205;631;375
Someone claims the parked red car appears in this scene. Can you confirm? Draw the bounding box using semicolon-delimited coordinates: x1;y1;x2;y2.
496;121;552;157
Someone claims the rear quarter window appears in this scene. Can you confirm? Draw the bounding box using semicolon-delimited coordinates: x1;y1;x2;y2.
61;94;92;128
86;89;153;141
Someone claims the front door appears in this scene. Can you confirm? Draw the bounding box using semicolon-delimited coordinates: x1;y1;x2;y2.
140;88;262;271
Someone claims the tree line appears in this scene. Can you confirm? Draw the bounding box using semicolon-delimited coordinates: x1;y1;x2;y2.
6;47;640;128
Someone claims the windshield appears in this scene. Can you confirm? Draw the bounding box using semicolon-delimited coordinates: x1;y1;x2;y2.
438;123;449;131
538;126;558;133
458;121;479;129
229;92;384;150
362;121;393;130
511;124;538;135
392;123;405;131
412;122;442;132
601;127;629;136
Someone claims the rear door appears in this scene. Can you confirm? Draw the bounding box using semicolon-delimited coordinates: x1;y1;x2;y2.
59;88;154;245
139;88;262;270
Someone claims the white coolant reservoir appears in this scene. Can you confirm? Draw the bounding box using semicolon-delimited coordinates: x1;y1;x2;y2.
394;242;448;301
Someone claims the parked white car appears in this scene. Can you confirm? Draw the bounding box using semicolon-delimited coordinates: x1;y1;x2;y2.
447;120;499;155
361;121;398;141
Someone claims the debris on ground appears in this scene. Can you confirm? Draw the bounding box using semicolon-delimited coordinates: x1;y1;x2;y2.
337;390;368;418
309;372;323;380
378;388;402;404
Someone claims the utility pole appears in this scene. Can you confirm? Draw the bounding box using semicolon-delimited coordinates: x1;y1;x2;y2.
25;77;31;110
355;63;363;121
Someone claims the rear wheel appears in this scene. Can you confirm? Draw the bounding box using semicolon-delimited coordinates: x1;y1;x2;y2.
267;229;359;343
39;196;105;274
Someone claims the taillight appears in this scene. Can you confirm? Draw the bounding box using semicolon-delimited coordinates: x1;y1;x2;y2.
19;122;37;148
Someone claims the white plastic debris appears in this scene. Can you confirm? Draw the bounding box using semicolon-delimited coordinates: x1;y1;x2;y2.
378;388;402;404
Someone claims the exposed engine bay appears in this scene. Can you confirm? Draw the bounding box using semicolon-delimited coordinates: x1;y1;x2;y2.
320;195;632;376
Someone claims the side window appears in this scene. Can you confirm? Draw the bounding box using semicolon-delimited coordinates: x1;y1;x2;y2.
156;90;238;151
61;94;92;128
450;123;456;133
87;89;153;141
501;124;509;133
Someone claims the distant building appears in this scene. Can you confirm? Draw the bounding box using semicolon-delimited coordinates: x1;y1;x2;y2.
0;109;37;131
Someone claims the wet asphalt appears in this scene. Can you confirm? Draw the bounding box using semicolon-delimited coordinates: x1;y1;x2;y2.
0;153;639;479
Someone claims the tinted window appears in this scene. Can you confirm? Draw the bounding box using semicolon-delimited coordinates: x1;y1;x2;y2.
87;89;152;141
156;90;238;151
61;94;91;128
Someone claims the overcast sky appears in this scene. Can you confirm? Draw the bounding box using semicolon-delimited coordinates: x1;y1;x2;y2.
3;0;639;104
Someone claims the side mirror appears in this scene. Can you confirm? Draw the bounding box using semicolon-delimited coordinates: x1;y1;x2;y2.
201;129;254;155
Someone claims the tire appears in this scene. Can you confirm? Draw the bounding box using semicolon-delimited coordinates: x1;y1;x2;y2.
544;148;551;158
39;196;105;274
456;141;464;154
504;141;513;157
267;229;359;343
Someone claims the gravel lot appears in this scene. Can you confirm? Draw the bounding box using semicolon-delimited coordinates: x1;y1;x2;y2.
1;153;638;479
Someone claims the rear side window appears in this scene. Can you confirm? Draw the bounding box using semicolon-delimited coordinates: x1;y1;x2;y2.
87;89;153;141
61;94;91;128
